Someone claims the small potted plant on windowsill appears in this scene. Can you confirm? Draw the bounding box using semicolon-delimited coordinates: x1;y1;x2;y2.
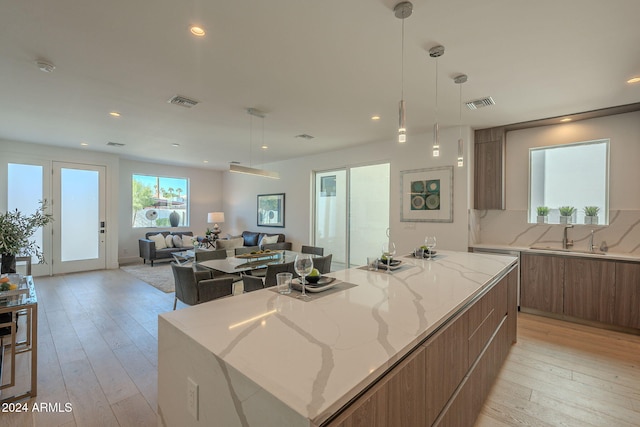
536;206;550;224
584;206;600;225
558;206;575;224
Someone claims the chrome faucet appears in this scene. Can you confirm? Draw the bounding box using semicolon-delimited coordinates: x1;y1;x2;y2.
589;229;596;252
562;225;574;249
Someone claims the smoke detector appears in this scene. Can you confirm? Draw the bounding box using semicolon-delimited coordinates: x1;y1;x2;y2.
466;96;495;110
36;59;55;73
168;95;199;108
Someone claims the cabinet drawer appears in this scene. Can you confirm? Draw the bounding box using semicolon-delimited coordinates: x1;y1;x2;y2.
468;276;507;363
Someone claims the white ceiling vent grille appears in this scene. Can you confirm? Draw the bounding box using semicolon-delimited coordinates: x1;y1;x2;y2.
107;141;125;147
168;95;199;108
466;96;495;110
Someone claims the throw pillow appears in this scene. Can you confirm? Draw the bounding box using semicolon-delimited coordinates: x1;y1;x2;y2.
259;234;279;247
172;234;183;248
185;235;197;248
150;233;167;250
165;235;174;248
215;237;244;250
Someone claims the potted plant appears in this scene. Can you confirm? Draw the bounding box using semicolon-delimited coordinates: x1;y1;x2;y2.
584;206;600;225
536;206;550;224
558;206;575;224
0;201;53;274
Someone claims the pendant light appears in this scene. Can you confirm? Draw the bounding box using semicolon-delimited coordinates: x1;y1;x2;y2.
394;2;412;143
229;108;280;179
454;74;468;167
429;45;444;157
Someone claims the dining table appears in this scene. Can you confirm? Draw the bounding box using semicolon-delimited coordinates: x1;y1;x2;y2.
197;250;308;275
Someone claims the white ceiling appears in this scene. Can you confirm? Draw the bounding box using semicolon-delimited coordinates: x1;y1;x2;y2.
1;0;639;170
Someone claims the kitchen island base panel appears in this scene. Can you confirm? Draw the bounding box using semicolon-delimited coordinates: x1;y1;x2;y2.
325;267;516;427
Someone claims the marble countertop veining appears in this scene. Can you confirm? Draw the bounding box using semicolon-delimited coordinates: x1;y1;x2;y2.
159;250;517;425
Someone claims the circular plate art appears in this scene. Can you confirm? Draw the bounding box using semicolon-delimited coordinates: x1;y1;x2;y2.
411;195;426;209
426;194;440;210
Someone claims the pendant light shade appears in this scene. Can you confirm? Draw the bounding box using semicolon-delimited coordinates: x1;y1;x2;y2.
429;45;444;157
394;2;412;144
454;74;468;167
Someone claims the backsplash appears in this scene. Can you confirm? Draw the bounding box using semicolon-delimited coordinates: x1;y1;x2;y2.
470;209;640;255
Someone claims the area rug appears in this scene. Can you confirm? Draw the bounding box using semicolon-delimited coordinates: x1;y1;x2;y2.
121;263;174;293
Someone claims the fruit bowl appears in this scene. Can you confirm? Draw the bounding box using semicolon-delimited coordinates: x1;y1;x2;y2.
306;275;321;284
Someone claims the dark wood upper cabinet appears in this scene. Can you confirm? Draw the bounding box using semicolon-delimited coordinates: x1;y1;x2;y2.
474;127;505;210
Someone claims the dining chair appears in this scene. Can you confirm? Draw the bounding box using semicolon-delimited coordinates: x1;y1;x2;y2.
301;245;324;256
235;246;260;256
171;263;234;310
194;249;242;283
15;256;32;276
262;242;292;251
195;249;227;262
264;262;295;288
242;275;265;293
313;254;333;274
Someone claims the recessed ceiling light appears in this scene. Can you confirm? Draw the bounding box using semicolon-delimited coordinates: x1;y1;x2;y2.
560;118;572;122
203;160;209;163
80;142;89;146
171;143;180;147
261;145;268;150
109;111;121;117
190;26;205;37
627;76;640;84
371;115;381;121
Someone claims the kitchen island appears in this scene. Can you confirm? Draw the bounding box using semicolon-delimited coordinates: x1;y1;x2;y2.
158;250;518;426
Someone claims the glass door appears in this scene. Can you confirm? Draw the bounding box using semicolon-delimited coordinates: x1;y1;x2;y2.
52;162;106;274
314;163;390;269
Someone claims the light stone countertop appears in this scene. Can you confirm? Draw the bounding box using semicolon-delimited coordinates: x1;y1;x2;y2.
159;250;517;425
470;243;640;263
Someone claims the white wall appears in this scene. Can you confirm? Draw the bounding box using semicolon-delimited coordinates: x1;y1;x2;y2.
118;159;223;263
223;126;473;258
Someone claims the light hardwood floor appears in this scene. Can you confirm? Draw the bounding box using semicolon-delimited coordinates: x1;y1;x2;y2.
2;268;639;426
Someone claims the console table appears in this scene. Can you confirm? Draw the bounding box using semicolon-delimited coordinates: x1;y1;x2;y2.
0;275;37;402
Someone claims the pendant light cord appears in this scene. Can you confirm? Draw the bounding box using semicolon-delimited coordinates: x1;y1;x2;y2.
459;83;462;138
401;18;405;101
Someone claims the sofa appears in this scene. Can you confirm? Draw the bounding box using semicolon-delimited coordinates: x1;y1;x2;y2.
139;231;194;266
214;231;287;252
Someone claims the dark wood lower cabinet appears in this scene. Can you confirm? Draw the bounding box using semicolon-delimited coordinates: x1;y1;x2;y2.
325;267;517;427
520;253;564;314
613;262;640;329
564;257;615;323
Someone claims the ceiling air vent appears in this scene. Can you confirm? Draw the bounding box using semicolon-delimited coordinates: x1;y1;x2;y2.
168;95;199;108
466;96;495;110
295;134;315;140
106;141;125;147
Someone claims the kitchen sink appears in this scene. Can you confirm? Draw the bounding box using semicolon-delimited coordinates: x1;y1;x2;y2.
529;246;607;255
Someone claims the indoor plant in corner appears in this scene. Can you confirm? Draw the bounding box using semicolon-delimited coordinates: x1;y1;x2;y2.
536;206;550;224
0;200;53;274
584;206;600;225
558;206;575;225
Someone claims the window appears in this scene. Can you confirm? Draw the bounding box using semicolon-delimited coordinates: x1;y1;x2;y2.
132;174;189;227
529;139;609;224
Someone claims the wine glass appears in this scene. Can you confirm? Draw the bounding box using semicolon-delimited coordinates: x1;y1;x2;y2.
294;253;314;299
424;236;437;260
381;242;396;274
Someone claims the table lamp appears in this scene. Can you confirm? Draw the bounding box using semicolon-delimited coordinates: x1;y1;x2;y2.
207;212;225;240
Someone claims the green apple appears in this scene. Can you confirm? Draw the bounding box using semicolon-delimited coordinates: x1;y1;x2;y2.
308;268;320;277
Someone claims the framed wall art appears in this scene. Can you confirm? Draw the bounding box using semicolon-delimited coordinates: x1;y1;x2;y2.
257;193;285;227
400;166;453;222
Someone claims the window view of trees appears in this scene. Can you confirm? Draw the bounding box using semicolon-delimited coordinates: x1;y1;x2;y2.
132;174;189;227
